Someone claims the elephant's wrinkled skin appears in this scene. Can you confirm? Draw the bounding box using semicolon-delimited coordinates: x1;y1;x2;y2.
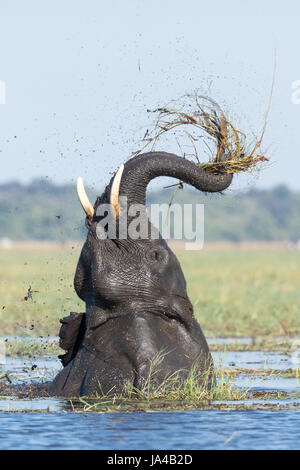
49;152;233;397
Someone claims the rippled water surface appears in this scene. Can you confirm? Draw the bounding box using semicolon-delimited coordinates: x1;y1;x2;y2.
0;410;300;450
0;338;299;450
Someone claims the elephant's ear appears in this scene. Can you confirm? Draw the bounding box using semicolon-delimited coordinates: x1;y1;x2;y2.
58;312;85;366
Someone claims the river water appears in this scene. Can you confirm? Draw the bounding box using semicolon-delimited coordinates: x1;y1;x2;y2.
0;338;299;450
1;409;299;450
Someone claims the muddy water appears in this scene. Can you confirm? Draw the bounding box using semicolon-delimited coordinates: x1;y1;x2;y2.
0;339;299;450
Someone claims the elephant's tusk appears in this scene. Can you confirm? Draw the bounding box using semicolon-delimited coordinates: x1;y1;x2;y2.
76;177;95;220
110;164;124;218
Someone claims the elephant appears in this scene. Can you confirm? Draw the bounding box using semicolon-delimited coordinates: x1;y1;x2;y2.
47;151;233;397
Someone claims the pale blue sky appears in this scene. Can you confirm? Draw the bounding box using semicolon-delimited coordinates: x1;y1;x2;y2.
0;0;300;193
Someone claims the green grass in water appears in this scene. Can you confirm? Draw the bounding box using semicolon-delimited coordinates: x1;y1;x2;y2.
68;353;248;413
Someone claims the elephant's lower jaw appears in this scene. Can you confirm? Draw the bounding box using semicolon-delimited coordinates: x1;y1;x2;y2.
48;310;215;398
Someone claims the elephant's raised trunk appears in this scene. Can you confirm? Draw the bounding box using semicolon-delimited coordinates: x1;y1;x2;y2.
115;152;233;209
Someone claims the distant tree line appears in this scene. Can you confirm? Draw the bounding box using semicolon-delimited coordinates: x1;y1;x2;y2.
0;179;299;242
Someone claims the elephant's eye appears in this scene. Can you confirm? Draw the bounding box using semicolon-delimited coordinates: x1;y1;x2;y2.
150;249;167;263
151;250;160;261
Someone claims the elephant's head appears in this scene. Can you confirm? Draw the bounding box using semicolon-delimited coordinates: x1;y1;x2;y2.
50;152;233;397
74;152;232;317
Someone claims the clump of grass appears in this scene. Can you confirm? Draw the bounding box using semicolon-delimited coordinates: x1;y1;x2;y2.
125;352;245;402
71;352;248;413
133;91;271;175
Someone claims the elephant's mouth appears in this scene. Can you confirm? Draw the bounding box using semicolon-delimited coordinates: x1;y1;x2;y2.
86;291;194;332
